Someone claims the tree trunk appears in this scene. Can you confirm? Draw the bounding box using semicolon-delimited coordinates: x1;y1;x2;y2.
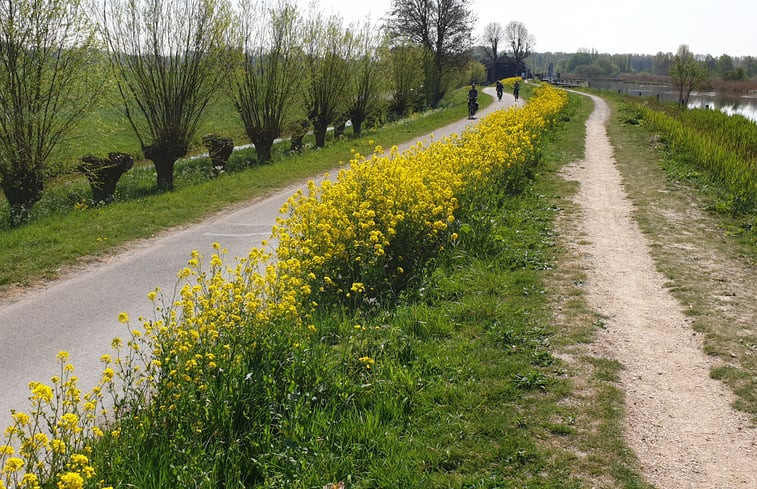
351;115;364;136
143;141;187;191
254;139;273;164
202;135;234;175
154;159;176;191
312;120;328;148
1;165;44;227
79;152;134;202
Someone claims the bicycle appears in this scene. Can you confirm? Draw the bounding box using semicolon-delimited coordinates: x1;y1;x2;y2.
468;97;478;119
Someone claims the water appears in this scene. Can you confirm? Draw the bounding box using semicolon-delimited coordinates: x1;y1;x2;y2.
589;79;757;123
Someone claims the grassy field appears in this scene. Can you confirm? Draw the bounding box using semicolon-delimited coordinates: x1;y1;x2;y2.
0;88;490;289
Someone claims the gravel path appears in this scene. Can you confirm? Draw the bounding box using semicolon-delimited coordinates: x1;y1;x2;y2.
562;93;756;488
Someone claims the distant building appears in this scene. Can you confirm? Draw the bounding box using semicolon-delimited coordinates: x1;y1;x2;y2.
485;56;522;82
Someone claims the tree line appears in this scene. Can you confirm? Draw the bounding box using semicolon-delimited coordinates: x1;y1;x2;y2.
529;49;757;80
0;0;484;227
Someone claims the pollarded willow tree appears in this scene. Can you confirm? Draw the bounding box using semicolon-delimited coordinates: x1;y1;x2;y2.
346;20;385;136
302;10;354;148
227;0;303;164
0;0;103;226
504;20;534;75
481;22;504;70
387;0;475;108
100;0;231;190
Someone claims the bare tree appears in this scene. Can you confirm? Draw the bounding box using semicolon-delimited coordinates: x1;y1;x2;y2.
0;0;102;226
387;0;475;107
670;44;710;106
505;20;534;75
481;22;503;69
227;0;302;163
302;10;354;148
347;20;385;136
100;0;231;190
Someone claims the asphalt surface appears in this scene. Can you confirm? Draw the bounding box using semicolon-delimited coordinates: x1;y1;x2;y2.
0;87;518;429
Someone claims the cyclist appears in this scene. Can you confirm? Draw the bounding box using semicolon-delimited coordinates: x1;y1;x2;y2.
467;83;479;119
495;80;504;101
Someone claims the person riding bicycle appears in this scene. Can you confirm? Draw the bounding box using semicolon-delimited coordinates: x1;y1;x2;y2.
495;80;504;101
467;83;479;119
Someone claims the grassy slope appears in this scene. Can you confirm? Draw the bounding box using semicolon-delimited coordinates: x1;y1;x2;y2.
0;90;490;289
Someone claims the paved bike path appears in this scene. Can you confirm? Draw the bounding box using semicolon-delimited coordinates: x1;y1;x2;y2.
0;88;518;428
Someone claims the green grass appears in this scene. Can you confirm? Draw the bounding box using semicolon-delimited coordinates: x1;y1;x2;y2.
55;87;248;163
0;88;491;289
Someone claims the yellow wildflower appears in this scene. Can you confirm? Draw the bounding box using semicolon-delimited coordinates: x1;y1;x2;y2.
2;457;24;473
57;471;84;489
358;356;375;369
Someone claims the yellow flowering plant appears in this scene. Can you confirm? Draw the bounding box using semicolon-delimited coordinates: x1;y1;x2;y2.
1;352;109;489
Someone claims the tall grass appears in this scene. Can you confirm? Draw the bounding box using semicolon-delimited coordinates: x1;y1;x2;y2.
636;102;757;213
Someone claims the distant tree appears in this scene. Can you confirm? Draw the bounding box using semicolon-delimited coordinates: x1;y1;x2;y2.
302;11;354;148
652;51;673;76
742;56;757;77
388;43;425;117
504;21;535;74
528;52;569;76
465;60;487;85
101;0;232;191
387;0;475;107
703;54;718;73
670;44;709;106
612;54;632;74
347;21;385;136
566;51;595;73
716;54;734;78
0;0;102;226
723;67;746;81
227;0;302;163
481;22;504;74
630;54;654;74
741;56;757;78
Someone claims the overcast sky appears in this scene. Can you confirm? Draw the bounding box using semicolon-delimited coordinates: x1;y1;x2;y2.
302;0;757;57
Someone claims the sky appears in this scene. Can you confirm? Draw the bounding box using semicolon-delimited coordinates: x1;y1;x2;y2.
299;0;757;57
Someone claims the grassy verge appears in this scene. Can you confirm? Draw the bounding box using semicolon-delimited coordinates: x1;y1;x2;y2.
604;93;757;421
0;89;491;289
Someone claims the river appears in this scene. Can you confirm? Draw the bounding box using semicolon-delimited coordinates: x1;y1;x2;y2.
588;79;757;123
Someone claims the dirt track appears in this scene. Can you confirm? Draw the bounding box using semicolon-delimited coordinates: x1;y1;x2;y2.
562;93;756;488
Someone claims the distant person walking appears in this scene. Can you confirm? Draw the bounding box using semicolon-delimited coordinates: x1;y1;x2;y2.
513;80;520;101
